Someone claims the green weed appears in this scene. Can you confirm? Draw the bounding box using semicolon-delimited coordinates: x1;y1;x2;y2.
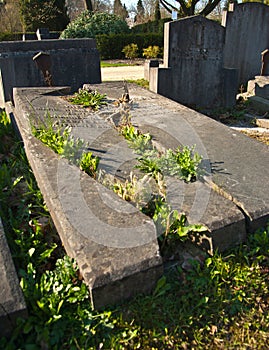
119;123;153;154
32;115;100;178
79;151;99;178
137;146;202;182
31;115;71;156
68;89;107;110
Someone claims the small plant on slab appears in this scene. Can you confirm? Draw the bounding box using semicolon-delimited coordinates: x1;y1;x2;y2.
32;115;100;178
172;146;203;182
79;151;99;178
137;146;202;182
32;115;71;156
119;123;153;154
118;119;202;182
68;89;107;110
152;198;207;250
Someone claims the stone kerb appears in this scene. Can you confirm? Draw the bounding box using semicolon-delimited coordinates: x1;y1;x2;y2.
12;86;163;309
150;15;238;109
0;39;101;107
0;217;28;337
222;2;269;85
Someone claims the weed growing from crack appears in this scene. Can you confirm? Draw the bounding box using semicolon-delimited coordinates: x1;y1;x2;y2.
115;117;206;247
31;113;100;179
67;88;107;110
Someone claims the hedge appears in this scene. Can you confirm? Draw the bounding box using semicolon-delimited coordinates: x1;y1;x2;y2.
96;33;164;59
0;32;23;41
131;18;171;34
0;31;164;60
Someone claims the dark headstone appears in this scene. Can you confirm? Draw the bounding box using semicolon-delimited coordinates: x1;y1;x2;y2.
149;16;238;109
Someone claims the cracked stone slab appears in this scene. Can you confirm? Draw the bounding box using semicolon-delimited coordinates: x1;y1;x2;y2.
0;218;27;337
12;87;163;309
91;82;269;234
11;83;268;296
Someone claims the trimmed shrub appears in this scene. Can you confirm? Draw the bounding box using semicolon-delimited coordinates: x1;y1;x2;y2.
122;43;139;59
60;11;130;39
143;45;161;58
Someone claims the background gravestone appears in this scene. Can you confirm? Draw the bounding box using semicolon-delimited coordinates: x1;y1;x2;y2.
0;38;101;107
222;2;269;86
150;15;238;109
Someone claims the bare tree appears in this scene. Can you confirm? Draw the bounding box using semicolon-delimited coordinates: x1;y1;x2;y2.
160;0;222;17
0;0;23;32
113;0;128;19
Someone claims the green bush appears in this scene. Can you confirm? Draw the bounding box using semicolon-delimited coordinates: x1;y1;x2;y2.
60;11;130;39
143;45;161;58
96;33;163;59
122;43;139;59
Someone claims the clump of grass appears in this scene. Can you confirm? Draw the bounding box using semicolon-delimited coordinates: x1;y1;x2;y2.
67;88;107;110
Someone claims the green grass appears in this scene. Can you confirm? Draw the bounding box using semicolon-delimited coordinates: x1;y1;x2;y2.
1;109;269;349
101;61;138;68
127;78;149;89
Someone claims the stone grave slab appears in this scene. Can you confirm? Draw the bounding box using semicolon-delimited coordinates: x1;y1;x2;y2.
11;83;269;306
12;87;163;309
0;218;27;337
91;82;268;234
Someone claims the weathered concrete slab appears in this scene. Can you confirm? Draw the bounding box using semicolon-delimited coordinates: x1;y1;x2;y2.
91;82;268;234
0;218;27;337
12;87;163;308
11;83;269;308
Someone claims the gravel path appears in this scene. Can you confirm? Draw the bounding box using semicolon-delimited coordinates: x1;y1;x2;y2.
101;65;144;81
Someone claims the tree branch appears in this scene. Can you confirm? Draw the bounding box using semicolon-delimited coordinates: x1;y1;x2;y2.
200;0;221;16
160;0;179;14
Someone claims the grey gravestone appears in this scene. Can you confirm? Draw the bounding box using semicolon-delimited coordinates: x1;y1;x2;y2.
36;28;50;40
150;15;238;109
0;38;101;107
222;3;269;85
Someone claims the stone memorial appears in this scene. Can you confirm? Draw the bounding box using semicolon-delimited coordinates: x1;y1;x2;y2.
149;15;238;109
222;2;269;85
8;82;269;308
0;38;101;107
